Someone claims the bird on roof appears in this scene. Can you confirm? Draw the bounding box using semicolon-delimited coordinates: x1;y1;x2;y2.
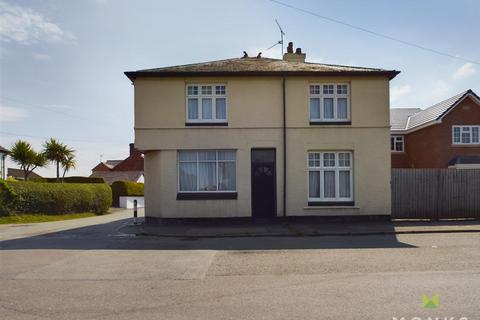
256;52;262;58
242;51;248;58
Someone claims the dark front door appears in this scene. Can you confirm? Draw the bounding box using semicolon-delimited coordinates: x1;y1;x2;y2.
251;149;276;218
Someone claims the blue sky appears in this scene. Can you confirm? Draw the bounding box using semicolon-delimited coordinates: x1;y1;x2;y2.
1;0;479;176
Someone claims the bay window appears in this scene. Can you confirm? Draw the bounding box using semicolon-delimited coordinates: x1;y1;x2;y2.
310;84;350;123
308;151;353;204
453;126;480;145
186;84;227;124
178;150;236;193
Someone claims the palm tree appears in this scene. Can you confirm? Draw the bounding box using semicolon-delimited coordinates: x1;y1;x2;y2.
61;154;76;182
44;138;73;181
9;140;47;180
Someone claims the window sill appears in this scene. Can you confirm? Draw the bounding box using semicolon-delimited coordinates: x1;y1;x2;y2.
451;144;480;147
185;122;228;127
310;121;351;126
177;192;237;200
307;201;355;207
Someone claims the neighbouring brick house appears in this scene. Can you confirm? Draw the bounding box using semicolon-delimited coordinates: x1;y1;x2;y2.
390;89;480;168
90;143;144;184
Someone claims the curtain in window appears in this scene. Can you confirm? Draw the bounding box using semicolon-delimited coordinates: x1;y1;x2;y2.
202;98;212;119
337;98;348;119
310;98;320;119
309;171;320;198
179;162;197;191
199;162;216;191
339;170;350;198
219;162;235;190
187;99;198;119
324;171;335;198
216;98;226;119
323;98;334;119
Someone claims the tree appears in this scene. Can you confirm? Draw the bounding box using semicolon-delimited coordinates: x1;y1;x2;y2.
9;140;47;180
61;154;77;182
43;138;74;181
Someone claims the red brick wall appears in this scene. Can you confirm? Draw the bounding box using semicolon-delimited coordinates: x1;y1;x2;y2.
392;96;480;168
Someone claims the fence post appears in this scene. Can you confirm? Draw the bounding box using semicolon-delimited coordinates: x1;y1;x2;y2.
133;199;138;225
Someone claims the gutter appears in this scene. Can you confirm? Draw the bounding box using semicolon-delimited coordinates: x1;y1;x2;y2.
282;75;287;217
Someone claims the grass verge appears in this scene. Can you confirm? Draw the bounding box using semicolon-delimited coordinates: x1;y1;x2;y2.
0;213;98;224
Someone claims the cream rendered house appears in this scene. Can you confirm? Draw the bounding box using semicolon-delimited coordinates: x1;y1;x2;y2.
125;45;399;222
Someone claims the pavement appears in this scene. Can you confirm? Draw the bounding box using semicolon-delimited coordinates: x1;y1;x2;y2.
1;209;479;319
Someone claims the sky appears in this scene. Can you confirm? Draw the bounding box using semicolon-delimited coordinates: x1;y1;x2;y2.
0;0;479;177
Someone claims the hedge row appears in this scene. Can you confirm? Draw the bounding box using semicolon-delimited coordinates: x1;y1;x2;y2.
0;181;112;215
30;176;105;183
110;180;144;207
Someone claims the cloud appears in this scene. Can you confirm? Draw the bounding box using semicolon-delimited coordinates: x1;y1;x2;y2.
391;84;412;102
0;106;28;122
0;1;75;44
31;52;52;61
453;63;476;80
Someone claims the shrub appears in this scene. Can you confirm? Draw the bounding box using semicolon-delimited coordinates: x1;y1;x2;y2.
110;180;144;207
0;180;18;215
30;176;105;183
6;181;112;214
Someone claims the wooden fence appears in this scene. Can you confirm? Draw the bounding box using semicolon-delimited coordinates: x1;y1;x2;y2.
391;168;480;219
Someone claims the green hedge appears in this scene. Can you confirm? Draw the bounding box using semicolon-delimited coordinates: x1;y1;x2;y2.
110;180;144;207
30;176;105;183
3;181;112;214
0;180;18;215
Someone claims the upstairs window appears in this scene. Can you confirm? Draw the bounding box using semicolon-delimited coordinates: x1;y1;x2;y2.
391;136;404;152
186;84;227;123
452;126;480;145
310;83;350;123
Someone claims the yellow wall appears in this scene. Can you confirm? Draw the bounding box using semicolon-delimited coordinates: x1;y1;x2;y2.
134;75;392;218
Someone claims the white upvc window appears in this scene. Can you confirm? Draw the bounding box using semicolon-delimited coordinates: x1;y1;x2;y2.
391;135;404;152
308;151;353;202
309;83;350;122
178;150;236;192
452;126;480;145
186;84;227;123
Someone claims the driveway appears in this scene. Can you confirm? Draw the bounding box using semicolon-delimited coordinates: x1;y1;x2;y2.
0;211;479;319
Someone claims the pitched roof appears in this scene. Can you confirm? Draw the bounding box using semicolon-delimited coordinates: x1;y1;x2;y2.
90;171;143;184
391;89;480;132
104;160;123;169
125;57;400;80
390;108;421;130
0;145;9;153
7;168;42;179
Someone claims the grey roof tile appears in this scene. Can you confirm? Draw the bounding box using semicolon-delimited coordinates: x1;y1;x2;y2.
390;108;421;130
90;171;143;184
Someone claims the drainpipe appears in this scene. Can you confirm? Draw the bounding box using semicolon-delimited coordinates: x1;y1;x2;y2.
282;75;287;217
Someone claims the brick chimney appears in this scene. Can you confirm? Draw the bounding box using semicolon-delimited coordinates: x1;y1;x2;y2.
283;42;306;63
129;143;141;157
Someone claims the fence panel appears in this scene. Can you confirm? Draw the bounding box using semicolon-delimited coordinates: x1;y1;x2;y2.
392;168;480;219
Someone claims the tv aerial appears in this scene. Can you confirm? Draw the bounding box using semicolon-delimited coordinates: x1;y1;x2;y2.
266;19;286;57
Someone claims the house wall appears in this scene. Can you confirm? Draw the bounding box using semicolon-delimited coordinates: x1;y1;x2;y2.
135;76;392;218
392;96;480;168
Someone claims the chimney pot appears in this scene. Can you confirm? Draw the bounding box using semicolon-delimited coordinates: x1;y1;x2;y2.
295;48;302;54
287;42;294;53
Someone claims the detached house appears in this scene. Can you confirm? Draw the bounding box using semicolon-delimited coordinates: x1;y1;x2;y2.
391;90;480;168
125;44;399;221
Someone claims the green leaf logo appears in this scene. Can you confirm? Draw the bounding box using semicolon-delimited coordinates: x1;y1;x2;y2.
422;293;439;309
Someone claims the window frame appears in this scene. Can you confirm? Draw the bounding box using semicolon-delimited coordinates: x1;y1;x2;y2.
452;125;480;145
307;151;353;203
309;83;351;124
177;150;237;193
185;84;228;124
391;135;405;152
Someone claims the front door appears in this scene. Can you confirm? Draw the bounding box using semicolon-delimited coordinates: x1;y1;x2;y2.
251;148;276;218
